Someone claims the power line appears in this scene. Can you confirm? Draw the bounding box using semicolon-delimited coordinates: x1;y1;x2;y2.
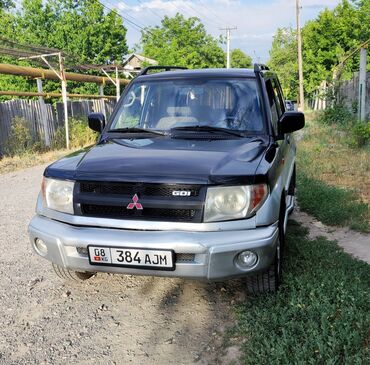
134;0;163;21
180;1;222;30
189;1;223;28
104;0;148;29
198;0;224;25
100;0;152;34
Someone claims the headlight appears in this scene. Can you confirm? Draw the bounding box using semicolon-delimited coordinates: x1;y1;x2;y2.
42;177;74;214
204;184;268;222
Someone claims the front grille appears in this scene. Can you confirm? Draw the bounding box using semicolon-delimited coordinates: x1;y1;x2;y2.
75;181;205;223
80;182;200;197
81;204;196;222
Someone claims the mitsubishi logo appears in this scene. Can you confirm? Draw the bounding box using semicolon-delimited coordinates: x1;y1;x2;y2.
127;194;143;210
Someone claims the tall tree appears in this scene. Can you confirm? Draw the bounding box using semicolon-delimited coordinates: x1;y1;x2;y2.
15;0;128;64
303;0;370;94
268;28;298;100
0;0;13;9
269;0;370;98
0;0;129;97
230;49;252;68
141;14;225;69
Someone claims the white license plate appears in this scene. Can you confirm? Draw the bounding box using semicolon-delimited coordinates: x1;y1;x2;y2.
87;246;175;271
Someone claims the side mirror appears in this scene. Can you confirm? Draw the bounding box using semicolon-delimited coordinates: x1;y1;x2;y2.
278;111;305;135
88;113;106;133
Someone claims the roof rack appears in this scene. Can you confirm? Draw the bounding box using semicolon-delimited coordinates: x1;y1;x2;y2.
138;66;188;76
254;63;270;72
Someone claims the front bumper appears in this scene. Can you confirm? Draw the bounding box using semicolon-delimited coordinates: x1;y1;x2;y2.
28;215;278;280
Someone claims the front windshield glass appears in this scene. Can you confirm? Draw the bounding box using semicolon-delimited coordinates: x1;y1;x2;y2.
110;78;265;133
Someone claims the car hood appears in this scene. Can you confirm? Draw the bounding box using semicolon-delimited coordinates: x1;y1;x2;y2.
45;136;269;184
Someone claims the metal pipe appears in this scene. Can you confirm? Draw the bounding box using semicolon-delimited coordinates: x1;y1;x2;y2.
0;90;116;99
0;63;130;85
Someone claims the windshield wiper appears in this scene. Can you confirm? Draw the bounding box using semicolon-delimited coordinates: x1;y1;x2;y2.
170;125;245;137
107;127;166;135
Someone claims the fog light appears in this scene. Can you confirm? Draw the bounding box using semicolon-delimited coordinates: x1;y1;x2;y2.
236;250;257;268
76;247;88;256
34;238;48;256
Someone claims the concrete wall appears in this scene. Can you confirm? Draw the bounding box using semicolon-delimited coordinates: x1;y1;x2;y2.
337;71;370;119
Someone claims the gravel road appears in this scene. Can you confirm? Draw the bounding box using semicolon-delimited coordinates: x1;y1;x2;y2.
0;165;244;365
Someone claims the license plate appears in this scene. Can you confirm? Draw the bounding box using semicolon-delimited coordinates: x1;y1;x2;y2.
87;246;175;271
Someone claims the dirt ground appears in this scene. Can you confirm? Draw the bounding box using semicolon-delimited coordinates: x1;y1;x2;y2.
0;165;245;365
1;164;368;365
292;208;370;264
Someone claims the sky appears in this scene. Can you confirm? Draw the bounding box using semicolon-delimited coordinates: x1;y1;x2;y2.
109;0;341;62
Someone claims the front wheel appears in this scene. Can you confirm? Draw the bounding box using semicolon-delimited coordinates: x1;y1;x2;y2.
52;263;96;282
245;236;282;295
245;201;285;295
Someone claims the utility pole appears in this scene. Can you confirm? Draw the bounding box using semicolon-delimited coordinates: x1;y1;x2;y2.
220;26;237;68
116;66;120;102
358;47;367;121
296;0;304;111
59;53;69;149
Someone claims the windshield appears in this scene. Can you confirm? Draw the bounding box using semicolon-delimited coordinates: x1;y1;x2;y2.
110;78;265;134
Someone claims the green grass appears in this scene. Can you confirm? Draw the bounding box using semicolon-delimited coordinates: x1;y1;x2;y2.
234;221;370;365
297;173;370;232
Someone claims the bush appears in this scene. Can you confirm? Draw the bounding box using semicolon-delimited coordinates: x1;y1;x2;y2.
52;118;97;149
4;117;34;156
318;104;353;127
349;121;370;148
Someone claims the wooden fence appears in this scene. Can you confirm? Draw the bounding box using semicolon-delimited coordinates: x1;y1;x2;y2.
0;98;116;155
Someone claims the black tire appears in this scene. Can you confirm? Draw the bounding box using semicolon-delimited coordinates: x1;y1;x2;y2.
52;263;95;282
246;200;286;295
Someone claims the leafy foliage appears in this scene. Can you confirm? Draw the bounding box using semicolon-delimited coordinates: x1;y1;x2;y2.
0;0;13;9
317;104;354;126
350;121;370;147
235;221;370;364
3;117;96;156
52;118;97;150
0;0;128;97
230;49;252;68
268;28;298;100
4;117;34;156
141;13;225;69
13;0;128;64
268;0;370;98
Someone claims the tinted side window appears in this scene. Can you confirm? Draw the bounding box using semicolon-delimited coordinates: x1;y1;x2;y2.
272;78;285;116
265;79;279;134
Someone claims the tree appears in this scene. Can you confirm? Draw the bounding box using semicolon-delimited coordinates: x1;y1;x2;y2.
268;0;370;99
15;0;128;64
141;13;225;69
268;28;298;100
302;0;370;95
0;0;13;9
230;49;252;68
0;0;129;98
